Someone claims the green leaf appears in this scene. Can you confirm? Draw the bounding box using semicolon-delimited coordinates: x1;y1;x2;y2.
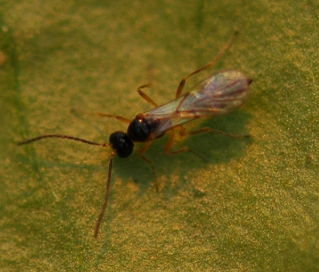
1;0;318;271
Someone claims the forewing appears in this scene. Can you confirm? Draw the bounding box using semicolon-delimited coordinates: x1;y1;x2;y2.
178;70;251;115
141;70;251;137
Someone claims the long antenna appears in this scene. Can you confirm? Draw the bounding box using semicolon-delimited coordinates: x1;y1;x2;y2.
17;134;108;147
18;133;115;238
94;151;116;238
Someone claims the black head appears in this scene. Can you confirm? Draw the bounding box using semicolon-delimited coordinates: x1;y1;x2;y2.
127;115;159;142
109;131;134;158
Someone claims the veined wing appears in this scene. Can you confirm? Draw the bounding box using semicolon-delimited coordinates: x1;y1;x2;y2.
178;70;251;115
143;70;251;138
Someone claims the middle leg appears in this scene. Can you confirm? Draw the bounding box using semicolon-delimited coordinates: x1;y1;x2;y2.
139;141;159;191
164;127;208;162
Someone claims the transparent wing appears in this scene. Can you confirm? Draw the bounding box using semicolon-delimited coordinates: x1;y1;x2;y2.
179;70;251;114
143;70;251;137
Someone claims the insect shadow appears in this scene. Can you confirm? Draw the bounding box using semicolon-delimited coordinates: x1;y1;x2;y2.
17;29;253;238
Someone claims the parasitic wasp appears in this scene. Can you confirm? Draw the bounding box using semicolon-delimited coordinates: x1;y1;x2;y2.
18;30;252;237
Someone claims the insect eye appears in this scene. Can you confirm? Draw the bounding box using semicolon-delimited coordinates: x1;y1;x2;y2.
109;131;134;158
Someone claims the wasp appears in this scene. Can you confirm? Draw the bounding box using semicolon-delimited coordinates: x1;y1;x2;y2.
18;30;252;237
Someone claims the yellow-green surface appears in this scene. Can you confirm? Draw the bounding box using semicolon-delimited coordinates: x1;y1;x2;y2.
1;1;318;271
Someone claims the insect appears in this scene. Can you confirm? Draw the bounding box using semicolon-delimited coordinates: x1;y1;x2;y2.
18;31;252;237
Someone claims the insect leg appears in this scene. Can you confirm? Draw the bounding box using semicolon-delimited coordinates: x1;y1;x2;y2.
165;124;249;161
180;127;250;138
164;128;208;162
175;29;239;98
71;108;131;124
138;142;159;191
137;84;158;107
